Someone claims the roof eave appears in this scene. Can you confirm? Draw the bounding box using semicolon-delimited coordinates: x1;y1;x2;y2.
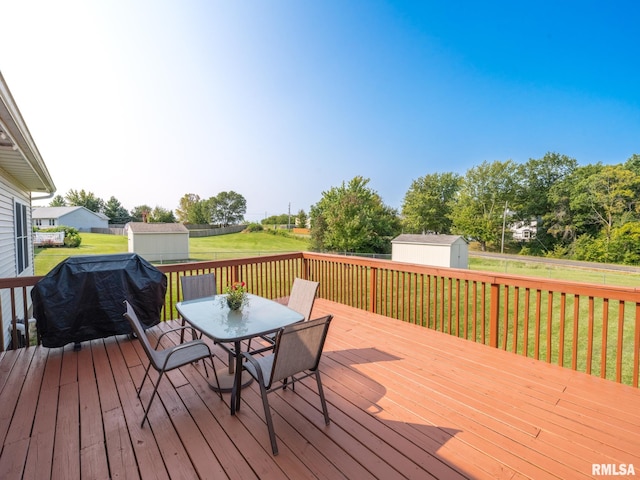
0;71;56;195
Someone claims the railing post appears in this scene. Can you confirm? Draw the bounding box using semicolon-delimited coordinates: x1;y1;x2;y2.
369;267;377;313
634;303;640;388
489;282;500;348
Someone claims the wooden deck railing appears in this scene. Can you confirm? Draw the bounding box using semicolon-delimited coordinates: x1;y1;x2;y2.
1;252;639;387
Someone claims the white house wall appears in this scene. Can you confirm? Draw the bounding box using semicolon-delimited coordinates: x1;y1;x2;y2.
0;172;33;349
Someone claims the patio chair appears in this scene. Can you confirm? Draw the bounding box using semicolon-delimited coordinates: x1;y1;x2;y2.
242;314;333;455
123;300;222;427
287;277;320;320
249;277;320;352
179;273;216;342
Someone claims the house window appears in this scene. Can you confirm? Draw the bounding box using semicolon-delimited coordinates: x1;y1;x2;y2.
35;218;42;226
15;201;30;274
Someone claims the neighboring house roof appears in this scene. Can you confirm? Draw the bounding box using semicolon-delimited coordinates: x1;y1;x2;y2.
392;234;467;246
33;206;109;221
0;71;56;194
126;222;189;234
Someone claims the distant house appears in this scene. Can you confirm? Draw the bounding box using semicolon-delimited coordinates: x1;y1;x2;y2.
33;206;109;232
391;234;469;269
125;222;189;262
511;220;537;242
0;71;56;348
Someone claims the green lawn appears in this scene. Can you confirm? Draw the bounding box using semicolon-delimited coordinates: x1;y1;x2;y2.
36;232;640;288
34;231;310;275
469;256;640;287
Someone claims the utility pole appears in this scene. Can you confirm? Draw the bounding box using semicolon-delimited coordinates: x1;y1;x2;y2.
501;201;508;254
287;203;291;230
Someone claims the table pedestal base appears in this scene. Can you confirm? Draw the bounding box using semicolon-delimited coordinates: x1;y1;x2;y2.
209;368;253;393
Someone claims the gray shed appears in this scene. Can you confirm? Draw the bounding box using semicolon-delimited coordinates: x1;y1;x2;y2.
125;222;189;262
391;234;468;269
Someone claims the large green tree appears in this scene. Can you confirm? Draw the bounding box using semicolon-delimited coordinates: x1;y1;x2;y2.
210;191;246;226
310;176;401;253
401;172;461;234
176;193;210;224
130;205;152;222
449;160;519;251
296;209;308;228
571;164;640;241
149;206;176;223
103;196;130;223
64;189;104;212
48;195;66;207
515;152;577;220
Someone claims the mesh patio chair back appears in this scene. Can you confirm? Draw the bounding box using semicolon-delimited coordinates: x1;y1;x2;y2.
268;315;331;387
287;278;319;321
179;273;216;341
123;300;221;427
124;300;160;364
181;273;216;300
242;315;333;454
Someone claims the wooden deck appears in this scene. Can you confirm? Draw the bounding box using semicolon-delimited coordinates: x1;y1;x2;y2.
1;299;639;479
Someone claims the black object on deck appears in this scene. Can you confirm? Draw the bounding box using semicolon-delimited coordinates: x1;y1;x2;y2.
32;253;167;348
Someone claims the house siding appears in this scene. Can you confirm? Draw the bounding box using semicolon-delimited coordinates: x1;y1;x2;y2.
0;172;33;349
59;209;108;232
34;206;109;232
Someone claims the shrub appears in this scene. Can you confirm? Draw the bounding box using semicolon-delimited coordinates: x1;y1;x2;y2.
38;226;82;248
245;223;264;232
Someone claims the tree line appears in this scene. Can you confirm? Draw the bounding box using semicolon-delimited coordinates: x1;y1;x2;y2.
49;151;640;265
310;152;640;265
48;190;248;227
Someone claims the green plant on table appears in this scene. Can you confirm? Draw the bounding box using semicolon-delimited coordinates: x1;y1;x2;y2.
224;281;247;310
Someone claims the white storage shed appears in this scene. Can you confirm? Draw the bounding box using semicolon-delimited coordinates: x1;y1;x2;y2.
391;234;468;269
125;222;189;262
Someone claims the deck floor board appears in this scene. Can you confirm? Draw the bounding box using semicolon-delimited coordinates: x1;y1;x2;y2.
1;299;639;479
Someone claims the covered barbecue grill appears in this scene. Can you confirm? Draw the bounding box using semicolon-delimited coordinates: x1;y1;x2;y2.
32;253;167;348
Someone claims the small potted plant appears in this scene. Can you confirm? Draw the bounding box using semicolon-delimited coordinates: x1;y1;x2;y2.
224;281;247;311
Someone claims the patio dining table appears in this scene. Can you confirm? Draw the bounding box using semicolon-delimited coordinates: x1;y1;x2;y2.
176;293;304;414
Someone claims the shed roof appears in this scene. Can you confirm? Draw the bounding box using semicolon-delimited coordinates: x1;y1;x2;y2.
126;222;189;234
392;234;467;246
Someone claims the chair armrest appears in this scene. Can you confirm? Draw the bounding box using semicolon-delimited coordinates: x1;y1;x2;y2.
241;352;266;384
154;326;200;349
161;340;211;370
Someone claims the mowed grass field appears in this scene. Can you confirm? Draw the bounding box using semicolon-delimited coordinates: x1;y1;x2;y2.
34;231;311;275
35;231;640;287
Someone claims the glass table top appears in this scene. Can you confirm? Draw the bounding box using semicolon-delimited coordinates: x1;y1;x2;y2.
176;293;304;342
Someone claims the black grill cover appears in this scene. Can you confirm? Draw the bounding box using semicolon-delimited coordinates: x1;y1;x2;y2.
32;253;167;348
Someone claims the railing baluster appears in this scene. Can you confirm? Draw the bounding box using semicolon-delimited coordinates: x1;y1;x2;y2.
558;293;566;367
2;251;639;387
616;302;625;383
572;296;580;370
601;298;609;379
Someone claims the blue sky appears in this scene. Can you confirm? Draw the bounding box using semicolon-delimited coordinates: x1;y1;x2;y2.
1;1;639;222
